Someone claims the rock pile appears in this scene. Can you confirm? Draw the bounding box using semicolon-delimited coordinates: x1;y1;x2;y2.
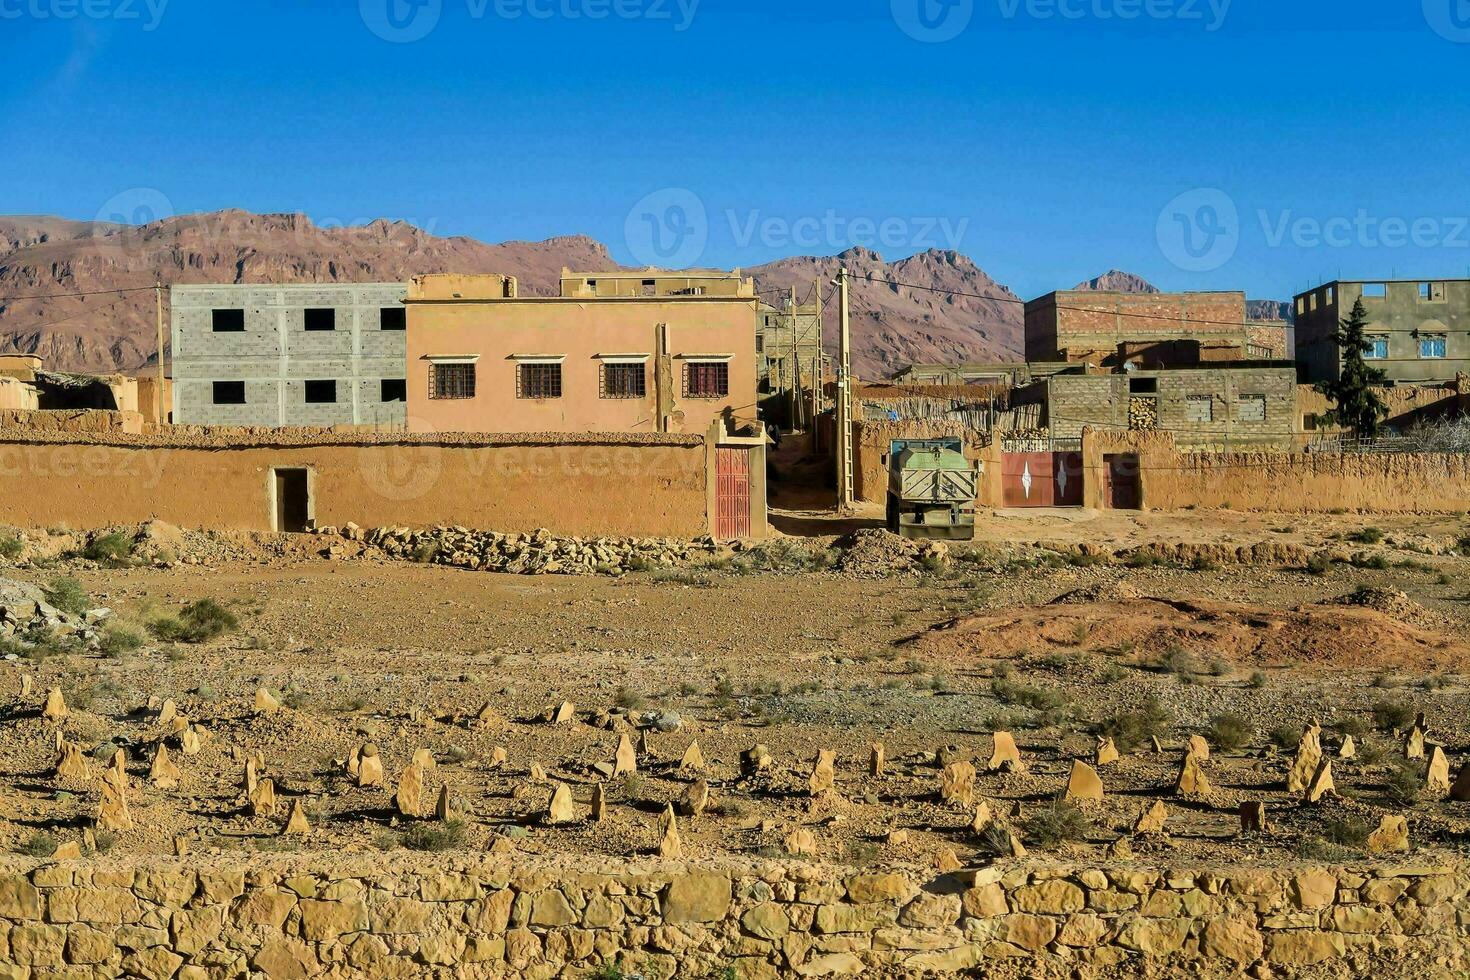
0;576;111;651
323;525;723;577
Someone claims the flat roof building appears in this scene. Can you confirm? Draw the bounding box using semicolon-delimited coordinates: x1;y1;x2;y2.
404;271;758;436
1025;289;1261;368
1294;279;1470;386
171;283;408;428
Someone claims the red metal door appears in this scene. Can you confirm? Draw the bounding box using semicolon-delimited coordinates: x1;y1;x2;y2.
716;447;752;540
1001;452;1055;507
1055;452;1084;507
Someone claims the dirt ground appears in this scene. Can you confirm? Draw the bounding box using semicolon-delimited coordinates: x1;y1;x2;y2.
1;506;1469;871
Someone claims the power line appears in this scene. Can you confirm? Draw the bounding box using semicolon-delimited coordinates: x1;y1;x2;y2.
856;273;1281;332
0;285;158;303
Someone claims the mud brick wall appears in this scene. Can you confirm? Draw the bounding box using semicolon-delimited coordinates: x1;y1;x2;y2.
0;856;1463;979
0;432;710;538
1026;291;1248;362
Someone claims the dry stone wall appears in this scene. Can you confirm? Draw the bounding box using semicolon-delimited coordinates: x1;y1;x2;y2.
0;855;1464;978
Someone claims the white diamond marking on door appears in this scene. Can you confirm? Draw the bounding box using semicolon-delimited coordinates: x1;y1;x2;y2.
1021;462;1033;499
1056;465;1068;500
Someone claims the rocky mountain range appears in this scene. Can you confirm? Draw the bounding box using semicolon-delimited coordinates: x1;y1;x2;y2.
0;210;1286;380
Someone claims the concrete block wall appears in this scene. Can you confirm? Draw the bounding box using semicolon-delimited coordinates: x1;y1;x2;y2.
171;284;408;428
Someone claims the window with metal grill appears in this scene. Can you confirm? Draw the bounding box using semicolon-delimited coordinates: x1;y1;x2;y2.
517;363;562;399
684;361;729;398
601;363;646;399
429;363;475;399
304;308;336;331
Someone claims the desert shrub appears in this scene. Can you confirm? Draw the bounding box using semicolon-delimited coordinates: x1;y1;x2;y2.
82;532;135;566
1097;697;1172;751
613;686;645;710
1295;837;1357;861
98;627;144;658
1329;716;1370;740
1024;802;1090;848
1321;816;1371;847
1207;714;1253;753
650;568;717;588
1248;671;1269;690
412;542;440;564
0;534;22;560
1268;724;1302;749
1371;700;1415;732
1384;762;1425;805
17;832;55;858
401;819;467;852
1152;645;1198;677
1124;551;1166;569
990;679;1065;712
1190;556;1220;572
1097;664;1125;684
1349;527;1384;545
1305;554;1332;576
150;599;237;644
44;577;90;616
1417;674;1452;691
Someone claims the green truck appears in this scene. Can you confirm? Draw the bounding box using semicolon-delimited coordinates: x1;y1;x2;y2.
884;437;978;540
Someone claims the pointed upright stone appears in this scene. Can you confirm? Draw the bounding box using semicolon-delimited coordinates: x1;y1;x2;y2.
476;703;501;728
1338;735;1356;760
987;732;1023;772
1064;760;1104;803
357;745;384;788
282;799;311;836
1287;729;1322;794
1304;760;1336;803
180;726;202;757
636;728;651;758
1174;752;1212;797
613;734;638;779
680;741;705;772
1187;735;1211;761
658;805;682;858
740;744;773;776
395;764;425;818
1239;801;1268;833
547;783;576;825
679;778;710;818
869;742;885;776
784;828;818;857
54;741;88;780
109;749;127;786
149;744;180;790
96;770;132;832
244;758;259;797
1134;800;1168;835
590;783;608;822
939;761;976;807
529;763;548;784
489;746;508;768
42;687;67;723
157;699;178;726
1405;727;1426;760
19;674;33;699
1425;745;1451;795
411;748;435;771
1452;763;1470;803
435;785;453;822
254;688;280;715
551;700;575;724
250;778;277;817
1095;736;1120;766
970;801;994;834
809;749;837;797
1365;814;1409;854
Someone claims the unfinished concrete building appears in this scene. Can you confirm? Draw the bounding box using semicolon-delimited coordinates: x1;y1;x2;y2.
1294;279;1470;386
171;284;408;427
1025;289;1265;368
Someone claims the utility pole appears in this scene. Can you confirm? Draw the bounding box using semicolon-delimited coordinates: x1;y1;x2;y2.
812;277;822;446
154;279;166;425
788;285;801;429
835;266;854;511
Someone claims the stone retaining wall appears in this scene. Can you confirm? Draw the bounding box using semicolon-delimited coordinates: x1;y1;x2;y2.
0;855;1464;978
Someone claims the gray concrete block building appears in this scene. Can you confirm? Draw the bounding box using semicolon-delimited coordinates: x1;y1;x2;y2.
171;284;408;427
1294;279;1470;386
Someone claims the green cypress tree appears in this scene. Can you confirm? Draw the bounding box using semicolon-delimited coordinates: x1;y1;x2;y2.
1316;297;1388;437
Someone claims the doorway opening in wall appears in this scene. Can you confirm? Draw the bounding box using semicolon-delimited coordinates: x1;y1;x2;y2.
1103;454;1142;511
272;468;311;533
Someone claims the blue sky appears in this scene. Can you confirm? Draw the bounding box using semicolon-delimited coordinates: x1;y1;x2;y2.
3;0;1469;300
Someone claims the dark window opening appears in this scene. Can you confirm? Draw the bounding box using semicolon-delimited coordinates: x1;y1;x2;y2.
212;380;246;405
212;309;245;332
684;361;730;398
1128;377;1158;394
518;363;563;399
430;363;475;399
381;378;407;402
304;308;336;331
380;307;406;331
304;380;337;403
601;362;646;399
